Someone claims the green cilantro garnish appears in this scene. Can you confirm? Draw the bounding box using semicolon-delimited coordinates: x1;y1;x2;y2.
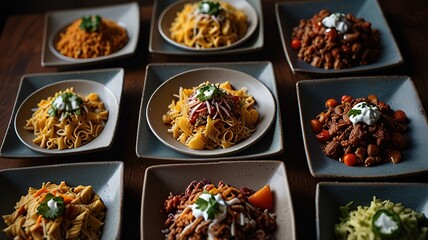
196;84;225;101
195;192;221;219
49;92;83;119
347;109;362;118
347;102;375;118
37;193;65;220
198;1;221;16
80;15;102;32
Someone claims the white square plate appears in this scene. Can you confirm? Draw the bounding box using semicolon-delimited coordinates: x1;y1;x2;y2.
141;161;295;239
276;0;403;74
136;62;283;160
41;2;139;67
316;182;428;240
296;76;428;178
0;161;123;240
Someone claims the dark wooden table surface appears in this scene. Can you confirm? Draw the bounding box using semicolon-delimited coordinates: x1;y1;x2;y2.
1;0;427;239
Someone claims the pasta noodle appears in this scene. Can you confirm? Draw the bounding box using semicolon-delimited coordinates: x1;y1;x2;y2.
24;87;108;150
2;181;106;240
163;81;259;150
56;15;128;58
162;180;277;239
169;0;248;49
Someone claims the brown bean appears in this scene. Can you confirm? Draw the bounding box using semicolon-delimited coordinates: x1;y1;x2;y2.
352;42;362;54
311;56;323;67
391;132;406;150
344;33;360;43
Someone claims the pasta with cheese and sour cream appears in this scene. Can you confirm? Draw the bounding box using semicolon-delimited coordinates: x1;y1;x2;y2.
24;87;108;150
2;181;106;239
162;180;277;239
162;81;259;150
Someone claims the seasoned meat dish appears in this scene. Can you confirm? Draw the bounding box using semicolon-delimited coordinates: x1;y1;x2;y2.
311;95;408;166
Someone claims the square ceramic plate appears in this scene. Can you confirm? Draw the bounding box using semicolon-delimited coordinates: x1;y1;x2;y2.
316;182;428;240
0;161;123;240
149;0;264;55
296;76;428;179
275;0;403;74
41;2;139;67
141;160;295;240
0;68;124;158
136;62;283;160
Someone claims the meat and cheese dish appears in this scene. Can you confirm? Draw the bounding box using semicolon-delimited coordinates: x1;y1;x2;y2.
311;95;408;166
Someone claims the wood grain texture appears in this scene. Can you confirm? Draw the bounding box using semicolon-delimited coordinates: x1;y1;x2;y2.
0;1;427;239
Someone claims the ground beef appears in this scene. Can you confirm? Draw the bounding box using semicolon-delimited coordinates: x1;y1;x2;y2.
312;95;408;166
291;10;381;70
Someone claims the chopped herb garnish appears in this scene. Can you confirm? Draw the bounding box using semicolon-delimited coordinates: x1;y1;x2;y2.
196;84;225;101
195;192;221;219
37;193;65;220
348;109;362;118
80;15;102;32
198;1;221;16
339;201;353;221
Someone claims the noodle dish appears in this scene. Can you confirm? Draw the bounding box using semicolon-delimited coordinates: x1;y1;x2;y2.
158;0;258;51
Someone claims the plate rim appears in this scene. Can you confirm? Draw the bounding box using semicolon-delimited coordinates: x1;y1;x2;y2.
275;0;404;74
135;61;284;160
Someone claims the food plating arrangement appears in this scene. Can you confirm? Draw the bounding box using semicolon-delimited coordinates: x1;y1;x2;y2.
0;0;427;239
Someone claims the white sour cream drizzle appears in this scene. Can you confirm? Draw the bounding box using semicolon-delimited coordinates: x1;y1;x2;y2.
47;198;59;211
186;193;243;240
374;212;399;234
321;12;352;33
200;2;211;13
349;102;381;125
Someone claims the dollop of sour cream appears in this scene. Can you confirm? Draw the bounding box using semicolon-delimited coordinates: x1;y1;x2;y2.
52;94;81;111
374;212;399;234
322;12;352;33
188;193;243;239
47;198;59;211
349;102;381;125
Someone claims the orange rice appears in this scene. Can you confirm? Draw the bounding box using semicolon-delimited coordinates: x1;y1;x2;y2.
56;18;128;59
